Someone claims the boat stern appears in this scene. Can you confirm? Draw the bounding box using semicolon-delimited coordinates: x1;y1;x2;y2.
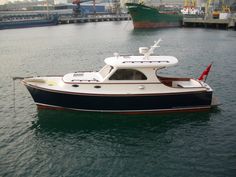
199;81;221;108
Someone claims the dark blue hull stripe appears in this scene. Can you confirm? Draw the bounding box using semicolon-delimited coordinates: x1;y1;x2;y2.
26;85;213;112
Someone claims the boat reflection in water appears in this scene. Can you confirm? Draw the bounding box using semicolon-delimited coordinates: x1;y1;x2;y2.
32;109;219;134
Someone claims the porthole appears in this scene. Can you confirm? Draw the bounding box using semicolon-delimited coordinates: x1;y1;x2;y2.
72;84;79;88
94;85;101;89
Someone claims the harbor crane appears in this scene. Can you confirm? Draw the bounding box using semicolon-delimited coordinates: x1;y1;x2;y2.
184;0;197;8
205;0;231;19
72;0;96;16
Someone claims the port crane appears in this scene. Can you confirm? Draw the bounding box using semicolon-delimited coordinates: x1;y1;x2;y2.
181;0;198;15
183;0;197;8
205;0;231;19
72;0;121;16
72;0;96;16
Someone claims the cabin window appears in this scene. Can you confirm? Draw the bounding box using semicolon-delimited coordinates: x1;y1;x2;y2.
109;69;147;80
99;65;113;78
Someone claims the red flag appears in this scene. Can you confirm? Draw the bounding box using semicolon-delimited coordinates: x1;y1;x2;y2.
198;63;212;81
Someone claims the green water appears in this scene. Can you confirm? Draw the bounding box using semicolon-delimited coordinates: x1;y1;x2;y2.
0;22;236;176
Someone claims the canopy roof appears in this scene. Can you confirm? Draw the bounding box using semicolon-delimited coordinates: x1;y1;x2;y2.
104;55;178;68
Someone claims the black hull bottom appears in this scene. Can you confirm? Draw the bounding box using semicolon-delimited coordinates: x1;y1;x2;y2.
25;85;213;113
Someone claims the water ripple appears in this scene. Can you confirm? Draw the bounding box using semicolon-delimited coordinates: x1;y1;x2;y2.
1;24;236;177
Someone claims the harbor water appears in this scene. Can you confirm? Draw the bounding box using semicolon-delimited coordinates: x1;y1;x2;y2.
1;22;236;177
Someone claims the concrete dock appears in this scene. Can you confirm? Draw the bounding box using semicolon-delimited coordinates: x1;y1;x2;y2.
183;17;236;30
58;14;131;24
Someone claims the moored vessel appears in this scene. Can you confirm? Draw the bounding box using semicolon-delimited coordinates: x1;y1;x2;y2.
22;39;218;114
125;2;183;29
0;15;58;30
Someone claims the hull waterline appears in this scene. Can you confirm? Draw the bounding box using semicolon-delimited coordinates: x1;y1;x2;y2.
133;22;182;29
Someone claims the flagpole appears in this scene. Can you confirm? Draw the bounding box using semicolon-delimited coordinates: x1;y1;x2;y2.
198;62;213;82
204;62;213;82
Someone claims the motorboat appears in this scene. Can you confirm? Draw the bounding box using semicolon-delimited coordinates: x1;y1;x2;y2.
22;39;218;114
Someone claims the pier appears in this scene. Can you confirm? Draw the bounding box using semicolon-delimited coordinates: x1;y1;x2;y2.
0;10;131;26
58;14;131;24
183;17;236;30
1;9;236;30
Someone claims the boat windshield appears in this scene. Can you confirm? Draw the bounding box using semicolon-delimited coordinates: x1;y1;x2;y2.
109;69;147;80
99;65;114;78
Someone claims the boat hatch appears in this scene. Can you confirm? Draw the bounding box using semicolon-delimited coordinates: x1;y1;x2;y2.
63;72;101;83
99;65;114;78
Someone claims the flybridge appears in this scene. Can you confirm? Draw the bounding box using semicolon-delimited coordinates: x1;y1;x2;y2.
104;39;178;68
104;56;178;68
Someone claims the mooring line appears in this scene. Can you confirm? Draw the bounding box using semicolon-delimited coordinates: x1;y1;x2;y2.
12;76;29;113
12;76;30;80
13;78;16;113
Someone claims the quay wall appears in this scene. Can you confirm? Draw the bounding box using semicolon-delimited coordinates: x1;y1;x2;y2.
58;14;131;24
183;17;236;30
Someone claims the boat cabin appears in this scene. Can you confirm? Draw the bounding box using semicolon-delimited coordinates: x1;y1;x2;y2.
61;40;205;90
63;55;178;83
63;54;204;89
100;55;178;82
